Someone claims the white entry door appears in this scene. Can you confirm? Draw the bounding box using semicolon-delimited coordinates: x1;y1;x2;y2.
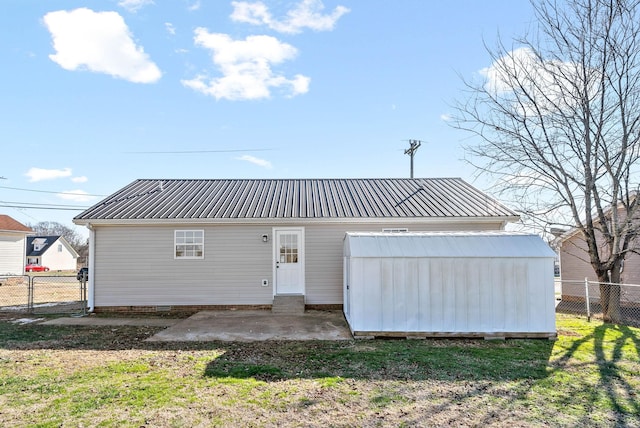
274;228;305;295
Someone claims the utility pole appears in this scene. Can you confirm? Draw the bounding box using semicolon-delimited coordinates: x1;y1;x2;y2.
404;139;423;178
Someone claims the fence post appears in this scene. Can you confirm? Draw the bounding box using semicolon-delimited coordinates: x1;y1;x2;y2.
584;277;591;322
81;277;87;316
27;276;33;314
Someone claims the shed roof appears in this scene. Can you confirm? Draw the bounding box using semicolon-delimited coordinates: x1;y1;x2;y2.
74;178;518;223
344;232;557;258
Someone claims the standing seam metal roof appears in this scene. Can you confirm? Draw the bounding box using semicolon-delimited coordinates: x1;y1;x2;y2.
73;178;518;221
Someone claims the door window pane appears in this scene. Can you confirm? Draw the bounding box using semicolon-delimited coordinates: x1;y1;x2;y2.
279;233;298;263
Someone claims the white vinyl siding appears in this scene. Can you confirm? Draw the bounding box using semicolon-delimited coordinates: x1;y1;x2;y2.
91;220;507;308
40;244;77;271
31;238;79;271
304;221;505;305
94;225;272;306
0;233;28;275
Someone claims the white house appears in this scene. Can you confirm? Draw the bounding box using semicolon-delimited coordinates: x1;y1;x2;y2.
73;178;521;313
26;236;79;271
0;214;33;275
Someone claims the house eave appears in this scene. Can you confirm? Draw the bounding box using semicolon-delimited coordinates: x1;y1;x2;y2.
0;229;35;236
73;215;520;227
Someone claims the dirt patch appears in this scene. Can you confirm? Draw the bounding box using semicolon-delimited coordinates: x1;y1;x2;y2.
557;329;582;337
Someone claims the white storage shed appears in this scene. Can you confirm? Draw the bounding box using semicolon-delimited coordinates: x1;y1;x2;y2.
343;232;557;339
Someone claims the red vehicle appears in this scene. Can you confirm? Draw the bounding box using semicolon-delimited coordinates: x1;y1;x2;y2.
25;264;49;272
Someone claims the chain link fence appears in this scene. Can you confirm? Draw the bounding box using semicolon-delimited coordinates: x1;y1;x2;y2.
556;279;640;327
0;274;86;315
0;275;31;312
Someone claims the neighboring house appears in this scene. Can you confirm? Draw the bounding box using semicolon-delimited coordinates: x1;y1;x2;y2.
559;203;640;300
26;236;79;271
73;178;520;313
0;214;33;275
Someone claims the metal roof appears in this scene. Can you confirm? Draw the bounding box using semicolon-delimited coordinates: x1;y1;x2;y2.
344;232;557;258
73;178;519;222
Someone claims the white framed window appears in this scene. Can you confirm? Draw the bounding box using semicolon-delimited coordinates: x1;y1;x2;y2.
382;228;409;233
174;230;204;259
58;244;63;252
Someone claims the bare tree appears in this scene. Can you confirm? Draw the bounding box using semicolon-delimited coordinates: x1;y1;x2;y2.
452;0;640;322
27;221;87;253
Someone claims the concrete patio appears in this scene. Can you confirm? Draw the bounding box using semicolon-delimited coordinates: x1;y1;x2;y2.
43;310;353;342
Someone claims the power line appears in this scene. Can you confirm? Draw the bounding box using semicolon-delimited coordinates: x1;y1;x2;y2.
0;205;85;211
0;201;89;211
125;148;274;154
0;185;106;197
0;200;88;209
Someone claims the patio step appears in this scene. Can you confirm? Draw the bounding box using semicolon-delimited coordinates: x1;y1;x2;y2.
272;295;305;314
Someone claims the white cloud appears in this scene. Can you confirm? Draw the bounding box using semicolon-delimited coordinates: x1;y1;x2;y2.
165;22;176;35
231;0;349;34
187;1;201;11
236;155;273;169
231;1;270;26
480;47;538;94
56;190;95;202
182;29;310;100
71;176;88;183
479;47;586;116
25;167;72;182
118;0;154;13
440;113;451;121
43;8;162;84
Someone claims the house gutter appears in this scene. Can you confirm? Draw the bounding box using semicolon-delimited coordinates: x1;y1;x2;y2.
87;223;95;313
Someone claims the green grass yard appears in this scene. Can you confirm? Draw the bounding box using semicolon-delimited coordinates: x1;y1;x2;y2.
0;314;638;427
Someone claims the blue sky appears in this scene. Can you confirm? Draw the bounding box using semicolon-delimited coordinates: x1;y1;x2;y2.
1;0;535;233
